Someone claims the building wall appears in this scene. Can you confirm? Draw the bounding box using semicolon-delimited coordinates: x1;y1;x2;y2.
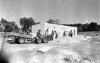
45;22;77;37
31;23;45;35
32;22;77;37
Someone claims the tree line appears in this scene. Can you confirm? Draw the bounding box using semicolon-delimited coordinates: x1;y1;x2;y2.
0;17;100;33
47;19;100;32
0;18;60;34
64;22;100;32
0;17;39;34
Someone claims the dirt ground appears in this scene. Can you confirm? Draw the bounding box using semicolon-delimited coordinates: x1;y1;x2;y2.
1;32;100;63
78;32;100;63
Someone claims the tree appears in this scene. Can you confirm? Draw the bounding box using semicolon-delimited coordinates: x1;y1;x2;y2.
65;22;99;32
82;23;89;31
0;18;8;26
14;25;20;32
3;21;20;32
0;18;20;32
47;19;61;24
97;25;100;31
3;24;14;32
88;22;97;31
20;17;36;34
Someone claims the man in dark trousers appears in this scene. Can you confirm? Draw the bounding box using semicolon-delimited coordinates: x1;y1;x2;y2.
69;30;73;37
50;30;54;40
15;37;20;44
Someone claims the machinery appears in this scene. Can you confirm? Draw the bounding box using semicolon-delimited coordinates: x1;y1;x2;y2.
5;32;49;44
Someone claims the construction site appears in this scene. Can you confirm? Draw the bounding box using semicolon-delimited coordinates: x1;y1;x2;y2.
0;22;99;63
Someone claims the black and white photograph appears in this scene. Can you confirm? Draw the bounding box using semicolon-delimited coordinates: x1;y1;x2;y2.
0;0;100;63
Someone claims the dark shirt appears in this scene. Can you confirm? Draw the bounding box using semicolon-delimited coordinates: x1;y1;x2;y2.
36;32;42;38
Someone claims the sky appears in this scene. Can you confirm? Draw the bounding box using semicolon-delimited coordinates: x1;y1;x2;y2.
0;0;99;26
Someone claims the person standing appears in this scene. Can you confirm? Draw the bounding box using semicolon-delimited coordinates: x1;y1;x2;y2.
53;31;57;40
45;29;49;39
50;30;54;40
55;31;58;39
63;31;66;37
69;30;73;37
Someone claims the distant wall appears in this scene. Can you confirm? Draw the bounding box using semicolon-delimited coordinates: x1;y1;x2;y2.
45;22;77;37
31;22;77;37
32;23;45;34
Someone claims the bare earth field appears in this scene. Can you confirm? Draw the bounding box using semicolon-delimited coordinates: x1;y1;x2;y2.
1;32;100;63
78;32;100;63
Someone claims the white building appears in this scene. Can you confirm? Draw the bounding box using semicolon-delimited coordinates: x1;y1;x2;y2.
31;22;77;37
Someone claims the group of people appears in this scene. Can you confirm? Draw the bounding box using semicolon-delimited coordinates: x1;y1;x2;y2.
36;29;58;41
36;29;74;41
45;29;58;40
63;30;73;37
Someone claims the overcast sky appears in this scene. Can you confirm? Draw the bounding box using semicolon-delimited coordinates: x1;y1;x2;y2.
0;0;99;25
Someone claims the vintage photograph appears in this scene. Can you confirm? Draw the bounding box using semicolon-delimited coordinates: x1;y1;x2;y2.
0;0;100;63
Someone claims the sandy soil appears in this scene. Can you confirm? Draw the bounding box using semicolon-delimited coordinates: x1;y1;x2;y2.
1;32;100;63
